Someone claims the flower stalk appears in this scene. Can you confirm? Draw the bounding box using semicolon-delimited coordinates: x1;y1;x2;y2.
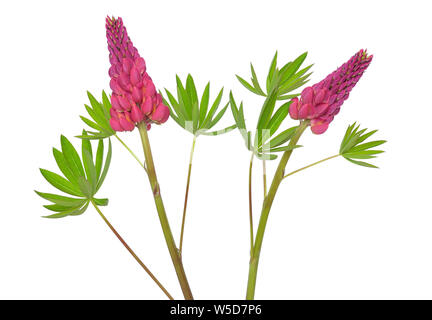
246;120;309;299
137;122;193;300
262;160;267;198
90;200;174;300
249;152;255;253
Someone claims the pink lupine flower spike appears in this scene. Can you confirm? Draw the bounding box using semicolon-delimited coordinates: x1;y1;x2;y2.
106;16;169;132
289;49;373;134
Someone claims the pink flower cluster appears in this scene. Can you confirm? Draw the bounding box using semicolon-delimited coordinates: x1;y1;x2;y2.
289;49;373;134
106;17;169;132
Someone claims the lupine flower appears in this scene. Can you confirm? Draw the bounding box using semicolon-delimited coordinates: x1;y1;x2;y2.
106;16;169;132
289;49;373;134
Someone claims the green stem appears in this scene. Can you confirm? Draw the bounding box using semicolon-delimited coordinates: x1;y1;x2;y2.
283;154;340;179
179;135;197;257
248;152;254;253
114;134;147;172
137;123;193;300
246;120;309;300
263;160;267;198
90;200;174;300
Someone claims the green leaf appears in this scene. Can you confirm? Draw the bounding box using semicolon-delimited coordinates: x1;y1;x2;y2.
262;126;298;149
39;169;83;197
94;198;109;206
84;104;105;128
344;157;378;168
266;51;278;93
340;123;386;168
81;134;97;195
35;191;86;207
176;75;192;119
101;90;112;118
80;116;105;132
278;64;313;95
202;87;224;129
186;74;198;106
96;139;112;192
87;92;108;126
165;88;187;121
186;75;200;131
349;140;387;153
76;133;112;140
43;203;83;212
278;52;308;85
277;93;300;101
95;139;104;180
257;88;278;130
199;82;210;126
236;75;256;94
250;63;266;96
52;148;79;187
43;202;89;218
60;135;85;179
77;176;93;198
267;101;291;137
207;102;229;129
68;201;90;216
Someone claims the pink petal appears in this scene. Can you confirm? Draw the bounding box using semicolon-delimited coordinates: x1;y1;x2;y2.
300;87;314;105
111;95;121;111
145;81;156;97
119;115;135;131
131;86;143;103
311;119;330;134
135;57;146;74
110;117;123;132
117;95;130;111
110;79;122;95
130;104;144;123
122;58;134;74
289;98;299;119
298;103;311;119
141;96;153;114
313;103;329;117
314;89;328;104
150;104;170;124
130;67;141;86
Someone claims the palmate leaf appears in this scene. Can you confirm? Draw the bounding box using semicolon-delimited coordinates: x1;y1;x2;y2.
339;123;386;168
77;91;115;140
162;74;236;136
36;136;111;218
236;51;313;101
231;52;311;160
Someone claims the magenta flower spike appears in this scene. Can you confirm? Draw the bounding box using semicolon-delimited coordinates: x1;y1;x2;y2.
106;16;170;132
289;49;373;134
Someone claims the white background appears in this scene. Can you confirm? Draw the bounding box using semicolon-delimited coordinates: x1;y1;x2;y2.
1;0;431;300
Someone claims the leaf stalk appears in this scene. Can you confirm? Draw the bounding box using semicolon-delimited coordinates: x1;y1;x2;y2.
90;200;174;300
